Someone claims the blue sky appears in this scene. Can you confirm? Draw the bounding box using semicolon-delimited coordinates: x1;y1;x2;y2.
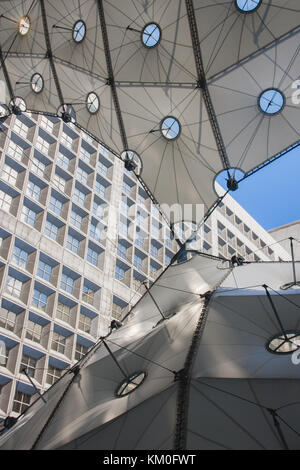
217;146;300;231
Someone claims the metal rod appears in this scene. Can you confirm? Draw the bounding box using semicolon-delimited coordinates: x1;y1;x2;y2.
22;369;47;404
290;237;297;285
143;281;165;320
102;340;128;379
263;285;288;341
269;410;289;450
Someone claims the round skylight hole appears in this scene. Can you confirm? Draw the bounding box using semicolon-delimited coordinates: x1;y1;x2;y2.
18;16;31;36
86;92;99;114
259;89;285;115
267;331;300;354
235;0;262;12
141;23;161;48
115;371;147;397
73;20;86;43
31;73;44;94
160;116;181;141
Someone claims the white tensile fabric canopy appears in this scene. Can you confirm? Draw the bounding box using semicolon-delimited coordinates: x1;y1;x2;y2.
1;256;300;450
0;1;300;222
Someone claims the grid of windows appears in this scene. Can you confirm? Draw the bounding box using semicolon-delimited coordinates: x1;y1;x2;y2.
117;242;127;260
61;132;73;149
27;180;41;201
51;332;66;355
26;320;42;343
49;195;63;215
80;148;91;163
0;309;16;332
12;391;31;414
14;120;28;139
13;246;29;268
0;190;13;211
95;180;106;197
75;343;88;361
77;167;88;184
57;153;70;170
97;161;108;177
90;222;101;241
20;355;37;378
115;265;125;281
134;254;142;271
151;244;158;258
21;205;37;227
56;302;72;324
87;246;98;266
45;219;59;241
70;210;83;230
67;233;80;254
7;141;24;161
6;276;23;298
40;116;54;133
46;365;62;385
31;156;46;177
78;313;91;333
36;135;50;154
2;163;18;185
82;285;96;305
60;273;74;295
37;260;52;282
73;187;85;206
32;288;47;310
122;181;131;196
53;173;66;192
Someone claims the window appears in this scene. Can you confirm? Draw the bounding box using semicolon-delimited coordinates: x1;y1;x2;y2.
56;302;72;324
32;288;47;310
45;219;59;241
87;246;98;266
7;141;24;161
135;233;144;249
13;391;31;414
73;187;85;206
151;225;160;238
49;195;63;216
6;276;23;298
122;181;131;196
60;273;74;295
66;233;80;254
0;309;16;332
117;242;127;260
80;148;91;164
77;167;88;184
121;199;130;215
21;205;37;227
70;210;82;230
134;254;142;271
78;313;91;334
97;160;108;177
57;153;70;170
95;180;106;197
46;365;62;385
14;120;28;139
27;180;41;201
115;265;125;281
90;221;101;241
20;355;37;378
119;221;128;238
165;254;171;265
0;190;12;211
82;284;96;305
2;163;18;185
93;200;103;219
137;193;146;207
61;132;73;149
32;156;46;177
26;320;42;343
75;343;88;361
37;260;52;282
151;244;158;258
0;343;8;366
36;135;50;154
53;173;66;192
51;332;66;355
13;245;29;268
40;116;54;133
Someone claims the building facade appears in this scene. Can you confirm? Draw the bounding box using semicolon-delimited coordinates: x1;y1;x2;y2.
0;111;290;422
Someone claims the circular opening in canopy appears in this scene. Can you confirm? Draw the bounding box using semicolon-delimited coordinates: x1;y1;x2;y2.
18;16;31;35
259;89;285;115
160;116;181;140
31;73;44;94
214;168;245;197
73;20;86;43
86;92;99;114
115;371;147;397
235;0;262;12
142;23;161;48
267;331;300;354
